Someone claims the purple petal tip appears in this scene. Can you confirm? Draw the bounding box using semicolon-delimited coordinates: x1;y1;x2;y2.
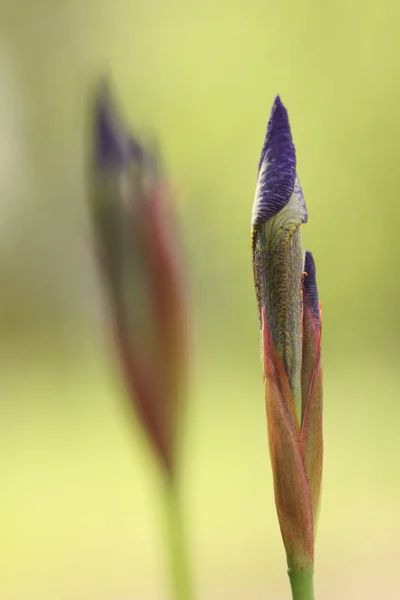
257;95;293;174
253;96;297;226
303;251;320;325
94;80;141;169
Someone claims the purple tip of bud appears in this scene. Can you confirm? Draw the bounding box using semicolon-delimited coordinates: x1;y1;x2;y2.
94;80;143;169
257;95;284;172
303;251;320;325
254;95;297;226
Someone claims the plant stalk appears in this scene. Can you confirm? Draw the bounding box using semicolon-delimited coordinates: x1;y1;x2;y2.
163;478;193;600
288;568;315;600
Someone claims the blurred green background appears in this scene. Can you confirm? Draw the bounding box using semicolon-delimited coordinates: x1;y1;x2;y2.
1;0;400;598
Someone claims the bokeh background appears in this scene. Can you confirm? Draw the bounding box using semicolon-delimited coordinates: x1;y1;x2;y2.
2;0;400;598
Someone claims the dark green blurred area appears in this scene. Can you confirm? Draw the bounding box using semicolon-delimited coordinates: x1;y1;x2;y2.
1;1;400;599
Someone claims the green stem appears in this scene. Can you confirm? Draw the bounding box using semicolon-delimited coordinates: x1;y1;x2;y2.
288;568;315;600
163;478;193;600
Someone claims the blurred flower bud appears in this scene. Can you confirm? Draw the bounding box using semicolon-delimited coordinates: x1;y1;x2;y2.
251;97;323;572
89;82;187;476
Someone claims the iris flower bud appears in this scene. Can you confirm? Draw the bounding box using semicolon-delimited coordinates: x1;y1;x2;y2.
301;251;323;529
89;82;187;477
251;97;323;581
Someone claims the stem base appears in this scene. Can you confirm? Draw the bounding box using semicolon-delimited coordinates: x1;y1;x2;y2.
163;480;193;600
288;568;314;600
